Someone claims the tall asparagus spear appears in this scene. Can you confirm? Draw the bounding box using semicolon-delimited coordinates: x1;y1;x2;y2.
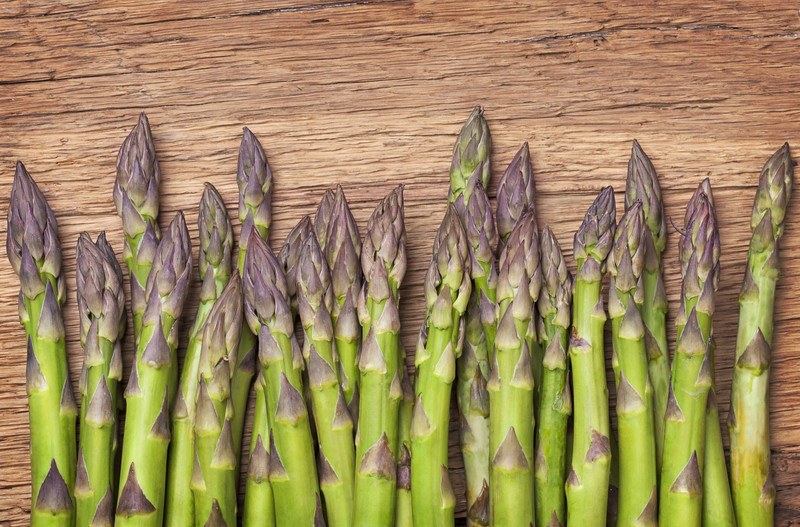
565;187;616;527
624;140;669;473
296;234;356;526
164;185;233;526
496;142;536;253
488;209;540;527
323;186;362;418
658;184;719;527
353;186;407;526
730;144;793;526
192;275;243;526
7;162;77;526
410;205;471;526
113;113;161;343
607;202;658;526
534;227;573;527
242;233;322;526
75;233;126;527
231;127;273;464
448;107;490;202
116;212;192;526
279;216;313;313
453;175;497;527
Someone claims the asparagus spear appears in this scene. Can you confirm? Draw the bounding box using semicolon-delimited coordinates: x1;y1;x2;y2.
323;186;362;418
396;363;414;527
279;216;313;313
231;127;273;465
75;233;126;526
314;188;336;250
488;209;540;527
165;184;233;527
624;140;669;474
607;202;658;526
242;233;322;526
730;144;793;526
534;226;573;527
242;371;275;526
296;234;356;526
452;175;496;527
192;275;243;526
7;162;77;526
496;142;536;253
410;205;471;526
117;212;192;526
448;107;490;203
565;187;616;527
658;183;719;527
113;113;161;342
353;186;407;526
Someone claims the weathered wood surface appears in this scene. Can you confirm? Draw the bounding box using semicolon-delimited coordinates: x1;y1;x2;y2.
1;0;800;524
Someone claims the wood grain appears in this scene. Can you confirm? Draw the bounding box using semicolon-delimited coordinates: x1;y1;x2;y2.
1;0;799;524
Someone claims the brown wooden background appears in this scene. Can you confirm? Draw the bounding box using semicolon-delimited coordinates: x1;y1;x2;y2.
1;1;800;524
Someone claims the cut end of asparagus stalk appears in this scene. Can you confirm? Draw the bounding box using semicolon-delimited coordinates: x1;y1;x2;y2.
113;112;160;239
626;140;666;255
449;107;491;201
573;186;616;271
496;142;536;248
752;143;794;238
362;185;407;296
237;127;273;250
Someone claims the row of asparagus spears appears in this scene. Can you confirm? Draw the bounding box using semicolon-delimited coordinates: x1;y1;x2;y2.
6;108;791;527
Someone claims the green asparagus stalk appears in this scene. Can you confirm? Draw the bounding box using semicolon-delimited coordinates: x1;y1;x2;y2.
165;184;233;527
242;371;275;526
117;212;192;526
296;234;356;526
411;205;471;526
192;275;243;526
448;107;490;203
396;365;414;527
496;142;536;253
242;233;322;526
231;127;273;465
7;162;77;526
452;175;496;527
322;186;362;418
75;233;126;526
113;112;161;343
534;226;573;527
624;140;669;475
565;187;616;527
353;186;407;527
607;202;658;526
658;183;719;527
488;209;540;527
729;144;793;526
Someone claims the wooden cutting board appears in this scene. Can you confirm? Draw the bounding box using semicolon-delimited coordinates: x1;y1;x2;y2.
1;1;799;524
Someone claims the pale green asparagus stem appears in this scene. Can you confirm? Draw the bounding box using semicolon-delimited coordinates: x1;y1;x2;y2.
7;162;77;526
75;233;126;527
730;144;793;526
396;366;413;527
565;187;616;527
242;371;275;526
165;184;233;527
116;213;192;527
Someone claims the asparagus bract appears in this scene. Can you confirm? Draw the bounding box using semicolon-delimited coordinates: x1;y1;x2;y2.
353;186;407;526
448;107;491;202
411;206;471;526
192;275;243;526
730;144;793;526
534;227;573;527
231;128;273;467
624;140;669;474
165;185;233;526
117;212;192;526
75;233;125;527
242;233;322;526
452;175;497;527
7;162;77;526
565;187;616;527
496;142;536;252
113;113;160;342
488;209;540;526
296;234;356;527
607;202;658;526
658;183;719;527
